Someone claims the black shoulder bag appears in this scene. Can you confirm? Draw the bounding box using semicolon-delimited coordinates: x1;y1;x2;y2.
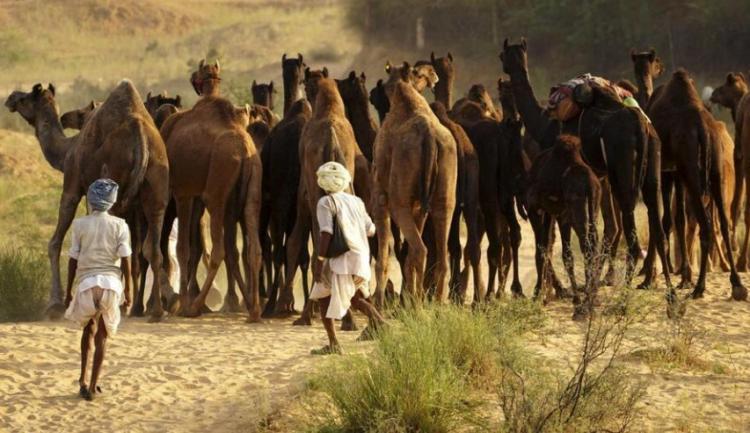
321;195;350;258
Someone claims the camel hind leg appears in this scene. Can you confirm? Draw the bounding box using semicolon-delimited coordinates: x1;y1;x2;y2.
392;206;428;305
242;155;264;322
139;171;169;322
48;191;83;318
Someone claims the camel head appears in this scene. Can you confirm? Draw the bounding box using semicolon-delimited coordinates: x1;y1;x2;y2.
251;80;275;109
412;62;439;92
369;78;390;119
630;48;664;81
5;83;58;126
335;70;368;107
497;76;518;120
467;84;495;117
282;53;306;95
710;72;748;109
61;100;101;130
144;92;181;117
500;38;529;76
429;51;454;83
190;59;221;96
303;67;329;103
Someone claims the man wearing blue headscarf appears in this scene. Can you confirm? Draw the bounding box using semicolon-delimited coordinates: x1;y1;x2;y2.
64;178;132;401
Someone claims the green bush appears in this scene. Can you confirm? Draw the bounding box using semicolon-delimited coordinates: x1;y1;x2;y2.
0;249;49;322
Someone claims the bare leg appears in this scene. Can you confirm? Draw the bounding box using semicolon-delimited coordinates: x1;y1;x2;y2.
78;320;94;392
85;316;108;401
317;296;339;352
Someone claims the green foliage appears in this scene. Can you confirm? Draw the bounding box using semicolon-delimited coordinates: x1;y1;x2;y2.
0;249;49;322
0;31;30;65
309;302;547;432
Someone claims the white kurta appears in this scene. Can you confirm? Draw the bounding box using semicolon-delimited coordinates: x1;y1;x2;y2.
310;192;376;319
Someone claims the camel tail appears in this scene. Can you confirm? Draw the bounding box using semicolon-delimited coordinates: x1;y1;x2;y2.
697;116;711;194
420;124;438;213
122;118;150;207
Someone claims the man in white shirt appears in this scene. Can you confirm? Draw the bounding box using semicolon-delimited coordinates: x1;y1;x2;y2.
64;179;132;401
309;162;385;355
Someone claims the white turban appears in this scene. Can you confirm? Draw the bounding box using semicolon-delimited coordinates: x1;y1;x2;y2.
317;161;351;193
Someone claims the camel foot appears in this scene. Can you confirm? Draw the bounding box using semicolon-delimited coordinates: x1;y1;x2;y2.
666;295;687;320
690;288;705;299
220;295;244;313
341;315;358;331
246;310;262;323
292;315;312;326
603;267;618;286
129;302;145;317
730;274;748;301
147;310;165;323
636;280;652;291
45;302;66;320
677;278;693;291
510;281;524;299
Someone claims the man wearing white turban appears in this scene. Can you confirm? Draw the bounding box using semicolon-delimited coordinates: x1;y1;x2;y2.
64;179;132;400
310;162;385;354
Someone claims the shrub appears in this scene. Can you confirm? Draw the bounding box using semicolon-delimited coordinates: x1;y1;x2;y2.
0;248;49;322
310;305;504;432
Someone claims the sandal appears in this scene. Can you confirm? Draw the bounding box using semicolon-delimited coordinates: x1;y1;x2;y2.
310;344;342;355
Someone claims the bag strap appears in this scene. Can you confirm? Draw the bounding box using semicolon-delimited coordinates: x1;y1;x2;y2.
328;194;338;218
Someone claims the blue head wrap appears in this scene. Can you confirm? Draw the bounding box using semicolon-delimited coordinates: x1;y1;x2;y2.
87;178;119;212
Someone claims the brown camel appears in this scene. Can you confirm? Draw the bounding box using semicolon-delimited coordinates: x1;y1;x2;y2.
160;59;264;319
630;48;664;108
677;120;735;273
275;78;360;324
430;101;483;303
144;92;182;129
5;81;170;320
525;135;602;318
649;69;746;301
429;52;455;108
711;72;750;269
282;53;306;117
251;80;275;110
60;101;101;130
372;62;457;304
452;84;503;122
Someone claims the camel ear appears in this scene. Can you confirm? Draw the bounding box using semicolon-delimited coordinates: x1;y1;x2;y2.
304;67;311;80
269;81;274;92
447;52;453;62
322;67;329;78
214;59;220;73
521;37;527;50
282;53;287;62
252;80;257;89
88;100;96;109
647;50;656;62
430;51;436;62
175;95;182;106
298;53;303;63
727;73;736;84
199;59;205;69
360;72;366;82
146;91;152;99
47;83;55;96
630;48;636;61
738;72;747;83
377;79;383;88
385;61;392;74
503;38;509;49
348;70;356;80
32;83;42;95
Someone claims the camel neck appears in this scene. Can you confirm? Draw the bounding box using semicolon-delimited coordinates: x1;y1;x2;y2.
35;108;74;172
434;80;453;108
635;74;654;107
729;91;747;121
201;79;221;97
284;82;301;116
507;67;554;146
344;99;376;161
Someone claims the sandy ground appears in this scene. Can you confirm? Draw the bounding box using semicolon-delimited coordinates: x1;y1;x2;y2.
2;219;749;432
0;315;362;433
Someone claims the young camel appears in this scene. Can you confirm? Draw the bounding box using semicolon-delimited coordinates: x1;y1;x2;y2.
5;81;170;320
372;62;457;304
525;135;602;319
160;60;264;320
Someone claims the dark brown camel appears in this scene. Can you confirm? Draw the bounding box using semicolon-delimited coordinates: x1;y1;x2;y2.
5;81;170;320
259;99;313;317
282;53;306;117
429;52;455;108
649;69;746;301
336;70;377;162
369;79;390;124
251;80;275;110
500;38;673;298
160;60;264;320
711;72;750;269
372;62;457;304
453;84;503;122
630;49;664;108
145;92;182;129
525;135;602;318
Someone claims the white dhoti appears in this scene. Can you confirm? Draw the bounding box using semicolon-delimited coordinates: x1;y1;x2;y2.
65;275;124;336
310;262;371;320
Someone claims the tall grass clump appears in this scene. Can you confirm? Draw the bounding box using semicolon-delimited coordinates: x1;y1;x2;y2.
0;249;49;322
310;304;519;433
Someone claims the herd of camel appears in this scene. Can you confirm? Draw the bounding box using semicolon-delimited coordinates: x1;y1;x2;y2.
5;38;750;324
